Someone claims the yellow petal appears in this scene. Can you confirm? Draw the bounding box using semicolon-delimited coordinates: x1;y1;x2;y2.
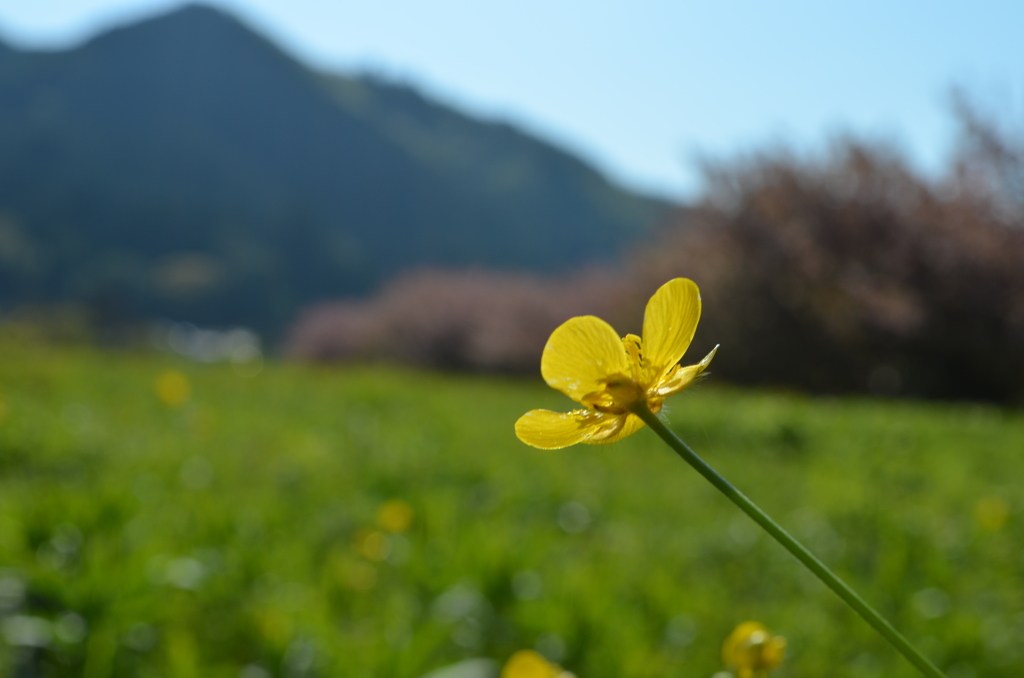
515;409;628;449
641;278;701;384
722;621;786;676
722;621;770;667
586;412;646;445
541;315;630;402
763;636;787;671
651;345;718;398
501;649;562;678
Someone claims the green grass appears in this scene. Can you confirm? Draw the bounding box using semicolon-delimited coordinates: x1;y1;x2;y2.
0;340;1022;678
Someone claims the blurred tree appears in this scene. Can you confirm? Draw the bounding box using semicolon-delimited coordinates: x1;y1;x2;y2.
630;97;1024;402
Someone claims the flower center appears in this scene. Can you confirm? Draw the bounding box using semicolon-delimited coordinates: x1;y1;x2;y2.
580;373;644;415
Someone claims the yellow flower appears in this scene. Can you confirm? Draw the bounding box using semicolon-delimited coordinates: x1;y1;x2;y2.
352;529;390;561
501;650;568;678
155;370;191;408
376;499;414;534
722;622;786;678
973;495;1010;531
515;278;717;449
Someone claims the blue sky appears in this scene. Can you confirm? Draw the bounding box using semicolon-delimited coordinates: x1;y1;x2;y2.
2;0;1022;199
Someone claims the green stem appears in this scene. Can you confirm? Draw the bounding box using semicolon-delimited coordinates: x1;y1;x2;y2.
631;404;945;678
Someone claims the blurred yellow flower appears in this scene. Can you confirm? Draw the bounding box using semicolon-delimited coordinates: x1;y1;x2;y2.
376;499;414;533
501;650;569;678
974;495;1010;531
353;529;390;561
155;370;191;408
515;278;717;449
722;622;786;678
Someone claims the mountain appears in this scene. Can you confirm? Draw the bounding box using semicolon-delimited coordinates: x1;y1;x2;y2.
0;4;670;336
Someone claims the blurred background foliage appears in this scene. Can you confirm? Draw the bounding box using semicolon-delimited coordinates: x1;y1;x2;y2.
0;340;1022;677
628;97;1024;403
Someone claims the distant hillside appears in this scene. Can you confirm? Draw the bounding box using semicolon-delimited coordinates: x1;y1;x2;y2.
0;4;669;336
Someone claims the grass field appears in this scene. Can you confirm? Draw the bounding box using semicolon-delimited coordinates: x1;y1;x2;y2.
0;339;1022;678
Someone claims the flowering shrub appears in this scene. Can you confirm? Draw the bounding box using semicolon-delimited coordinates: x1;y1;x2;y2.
632;103;1024;402
285;268;630;373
